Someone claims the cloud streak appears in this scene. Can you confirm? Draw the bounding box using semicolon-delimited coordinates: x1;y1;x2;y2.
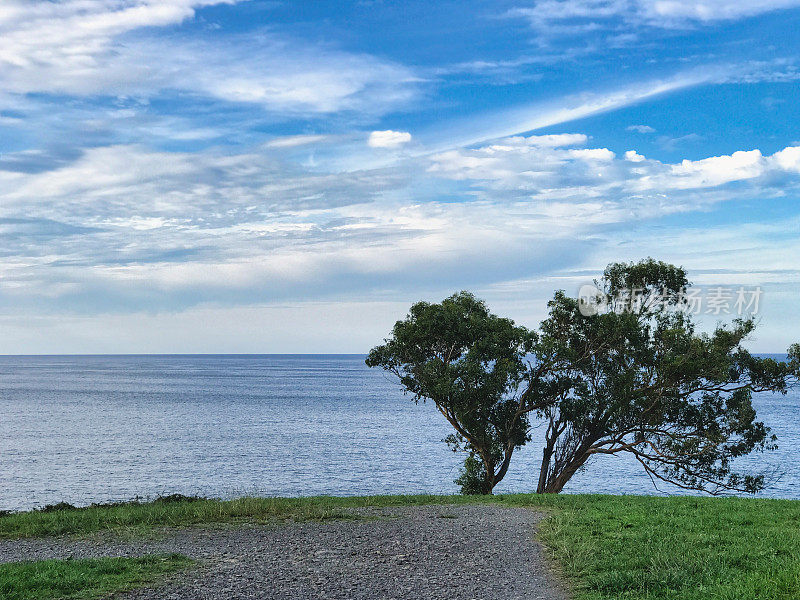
2;136;800;316
419;71;711;152
0;1;421;119
510;0;800;33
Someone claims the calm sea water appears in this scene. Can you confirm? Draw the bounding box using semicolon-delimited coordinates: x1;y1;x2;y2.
1;355;797;511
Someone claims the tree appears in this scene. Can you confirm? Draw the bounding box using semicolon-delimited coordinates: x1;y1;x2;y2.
368;259;800;496
365;292;536;494
531;259;800;494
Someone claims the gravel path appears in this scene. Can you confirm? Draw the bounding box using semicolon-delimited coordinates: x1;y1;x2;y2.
0;505;567;600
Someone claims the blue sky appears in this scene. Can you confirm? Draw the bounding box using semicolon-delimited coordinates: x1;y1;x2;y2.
1;0;800;353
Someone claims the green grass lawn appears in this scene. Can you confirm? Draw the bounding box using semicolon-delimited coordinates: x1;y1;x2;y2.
0;554;192;600
524;494;800;600
1;493;798;599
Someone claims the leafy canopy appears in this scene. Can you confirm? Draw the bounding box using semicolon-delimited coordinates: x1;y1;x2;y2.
367;259;800;495
366;292;535;494
532;259;800;494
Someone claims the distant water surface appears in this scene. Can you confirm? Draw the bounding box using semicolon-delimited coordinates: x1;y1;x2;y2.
1;354;797;511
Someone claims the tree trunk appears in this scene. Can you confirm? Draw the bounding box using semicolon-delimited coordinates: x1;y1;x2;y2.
536;440;555;493
475;446;518;495
495;448;514;483
478;450;496;495
540;452;591;494
536;416;559;493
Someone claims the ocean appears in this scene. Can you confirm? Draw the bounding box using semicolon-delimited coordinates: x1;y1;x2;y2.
1;354;797;511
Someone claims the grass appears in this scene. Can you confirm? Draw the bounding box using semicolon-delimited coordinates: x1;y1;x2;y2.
0;554;193;600
0;494;462;539
523;494;800;600
1;493;799;599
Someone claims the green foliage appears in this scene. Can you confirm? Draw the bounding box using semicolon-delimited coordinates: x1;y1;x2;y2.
0;554;192;600
367;259;800;496
454;453;491;495
366;291;536;493
531;258;799;494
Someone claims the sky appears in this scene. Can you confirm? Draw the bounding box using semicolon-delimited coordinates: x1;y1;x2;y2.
1;0;800;354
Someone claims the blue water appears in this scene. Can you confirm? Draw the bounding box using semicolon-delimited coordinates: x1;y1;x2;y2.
0;355;798;511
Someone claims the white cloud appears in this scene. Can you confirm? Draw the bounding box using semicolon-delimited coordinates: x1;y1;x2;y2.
567;148;616;161
368;130;412;148
773;146;800;172
0;1;420;117
3;216;799;354
3;139;800;321
624;150;646;162
627;124;656;133
661;149;767;189
183;41;419;115
265;135;330;148
644;0;800;22
510;0;800;32
422;72;710;151
514;133;589;147
429;137;800;208
0;1;234;86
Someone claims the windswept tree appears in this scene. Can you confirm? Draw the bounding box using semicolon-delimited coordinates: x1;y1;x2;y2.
365;292;538;494
532;259;800;494
368;259;799;496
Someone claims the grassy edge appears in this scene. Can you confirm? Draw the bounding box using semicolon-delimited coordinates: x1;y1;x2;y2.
0;494;483;540
2;492;797;539
0;554;194;600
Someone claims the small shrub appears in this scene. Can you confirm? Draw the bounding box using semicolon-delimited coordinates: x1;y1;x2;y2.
455;454;492;495
153;494;206;504
38;502;78;513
